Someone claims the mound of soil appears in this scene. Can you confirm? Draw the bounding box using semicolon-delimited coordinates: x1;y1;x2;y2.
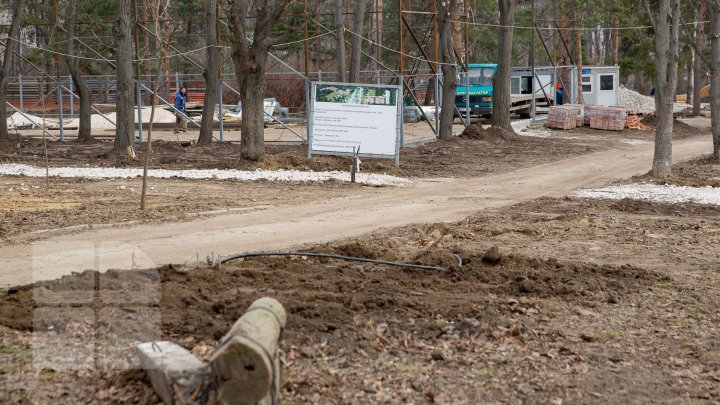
0;240;664;339
460;124;522;142
640;115;705;139
630;155;720;188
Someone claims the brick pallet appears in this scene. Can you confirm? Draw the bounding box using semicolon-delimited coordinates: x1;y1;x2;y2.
584;105;606;126
547;105;581;130
564;104;585;127
588;106;627;131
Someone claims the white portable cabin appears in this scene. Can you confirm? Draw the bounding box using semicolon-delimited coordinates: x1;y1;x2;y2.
579;66;620;106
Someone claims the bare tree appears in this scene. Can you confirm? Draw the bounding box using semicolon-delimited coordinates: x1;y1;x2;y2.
349;0;367;83
141;0;166;210
198;0;220;145
644;0;681;178
438;0;458;140
113;0;136;155
0;0;24;142
65;0;93;142
334;0;348;81
491;0;515;131
711;1;720;160
223;0;296;161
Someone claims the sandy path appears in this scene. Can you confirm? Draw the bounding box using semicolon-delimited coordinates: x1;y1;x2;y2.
0;135;712;287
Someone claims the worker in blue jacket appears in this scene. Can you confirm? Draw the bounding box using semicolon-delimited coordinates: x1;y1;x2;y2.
555;84;564;106
173;84;188;134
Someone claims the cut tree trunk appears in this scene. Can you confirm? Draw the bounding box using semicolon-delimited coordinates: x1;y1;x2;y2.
210;297;287;405
113;0;136;155
349;0;367;83
65;0;93;142
438;0;457;140
0;0;24;141
198;0;220;145
491;0;515;131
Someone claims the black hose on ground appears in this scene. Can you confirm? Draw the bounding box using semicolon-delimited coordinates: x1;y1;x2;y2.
219;251;445;271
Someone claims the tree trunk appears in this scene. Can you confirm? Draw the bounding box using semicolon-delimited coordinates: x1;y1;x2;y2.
438;0;457;140
0;0;24;141
349;0;366;83
335;0;348;82
240;71;267;161
491;0;515;131
372;0;383;72
693;0;706;117
711;3;720;161
113;0;136;155
575;8;584;104
198;0;220;145
644;0;680;178
452;0;463;60
65;0;93;142
687;55;694;106
225;0;293;162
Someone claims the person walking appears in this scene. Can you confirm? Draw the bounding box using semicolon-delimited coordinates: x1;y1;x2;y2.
173;84;188;134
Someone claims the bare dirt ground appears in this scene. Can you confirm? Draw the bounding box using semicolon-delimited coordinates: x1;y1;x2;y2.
0;118;718;403
0;124;599;244
0;118;708;246
0;155;719;404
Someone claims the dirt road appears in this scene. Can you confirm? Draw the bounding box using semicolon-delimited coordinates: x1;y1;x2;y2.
0;135;712;287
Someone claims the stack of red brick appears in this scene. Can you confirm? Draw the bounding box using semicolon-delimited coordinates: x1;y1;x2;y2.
587;106;627;131
547;105;581;130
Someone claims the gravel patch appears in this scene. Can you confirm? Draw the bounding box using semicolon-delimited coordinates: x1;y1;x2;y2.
619;87;688;113
0;163;411;186
575;184;720;205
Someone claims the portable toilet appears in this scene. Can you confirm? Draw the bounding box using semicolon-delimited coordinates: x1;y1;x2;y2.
579;66;620;106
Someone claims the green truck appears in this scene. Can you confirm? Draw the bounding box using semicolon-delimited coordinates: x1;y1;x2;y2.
455;63;497;117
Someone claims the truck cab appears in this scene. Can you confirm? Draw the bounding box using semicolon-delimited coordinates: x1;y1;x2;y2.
455;63;497;117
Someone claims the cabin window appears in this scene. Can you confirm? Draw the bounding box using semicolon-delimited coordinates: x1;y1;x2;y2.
600;74;614;91
582;76;592;93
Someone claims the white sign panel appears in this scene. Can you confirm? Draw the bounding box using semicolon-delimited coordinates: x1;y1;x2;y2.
310;83;401;158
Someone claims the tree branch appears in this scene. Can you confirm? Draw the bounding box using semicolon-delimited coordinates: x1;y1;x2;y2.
643;0;658;32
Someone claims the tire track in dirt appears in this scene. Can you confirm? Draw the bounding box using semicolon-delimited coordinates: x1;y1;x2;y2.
0;135;712;287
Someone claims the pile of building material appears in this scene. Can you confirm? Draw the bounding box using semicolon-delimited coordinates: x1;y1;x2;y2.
627;115;652;131
619;86;689;113
583;105;604;126
588;106;627;131
547;105;581;130
619;87;656;113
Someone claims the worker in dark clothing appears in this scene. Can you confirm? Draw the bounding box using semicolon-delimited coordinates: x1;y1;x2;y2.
555;84;564;106
173;85;188;134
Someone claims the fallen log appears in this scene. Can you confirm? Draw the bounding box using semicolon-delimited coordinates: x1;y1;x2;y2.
210;297;287;405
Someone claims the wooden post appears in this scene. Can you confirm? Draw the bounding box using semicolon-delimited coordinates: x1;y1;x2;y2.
210;297;287;405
